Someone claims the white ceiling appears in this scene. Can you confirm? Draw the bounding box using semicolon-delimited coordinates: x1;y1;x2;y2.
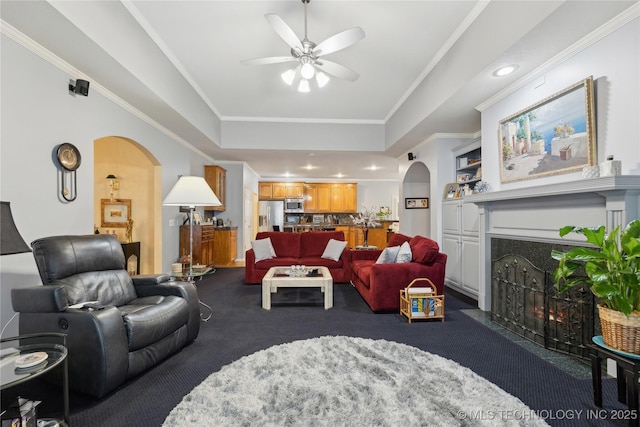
1;1;635;180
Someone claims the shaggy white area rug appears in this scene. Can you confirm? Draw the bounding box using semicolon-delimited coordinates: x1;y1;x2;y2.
163;336;549;426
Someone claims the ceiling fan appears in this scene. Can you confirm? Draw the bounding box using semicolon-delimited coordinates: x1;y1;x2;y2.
241;0;365;91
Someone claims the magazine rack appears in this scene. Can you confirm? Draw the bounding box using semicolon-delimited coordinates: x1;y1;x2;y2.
399;278;444;323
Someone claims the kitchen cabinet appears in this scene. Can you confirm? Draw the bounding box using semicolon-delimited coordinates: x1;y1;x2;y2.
259;182;303;200
285;183;304;198
262;181;355;211
330;183;357;213
180;225;215;266
304;183;331;212
441;200;479;298
330;184;345;212
334;225;353;248
353;227;386;249
213;227;237;266
204;165;226;211
304;184;318;212
343;183;357;212
259;183;274;200
333;225;386;249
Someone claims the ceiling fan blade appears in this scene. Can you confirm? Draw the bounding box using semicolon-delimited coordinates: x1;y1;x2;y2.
265;14;303;51
314;27;365;57
242;56;298;66
316;60;360;82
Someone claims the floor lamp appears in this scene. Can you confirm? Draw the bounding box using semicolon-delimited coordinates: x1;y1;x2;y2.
162;176;221;278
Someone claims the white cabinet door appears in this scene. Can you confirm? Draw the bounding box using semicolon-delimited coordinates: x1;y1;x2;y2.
442;202;460;234
442;234;461;286
461;202;479;235
461;237;480;295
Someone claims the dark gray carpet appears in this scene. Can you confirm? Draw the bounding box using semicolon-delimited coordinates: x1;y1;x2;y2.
4;268;628;426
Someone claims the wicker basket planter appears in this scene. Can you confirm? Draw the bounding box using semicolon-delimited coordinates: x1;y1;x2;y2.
599;303;640;354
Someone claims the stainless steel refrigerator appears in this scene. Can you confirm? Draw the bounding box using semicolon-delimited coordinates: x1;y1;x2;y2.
258;200;284;232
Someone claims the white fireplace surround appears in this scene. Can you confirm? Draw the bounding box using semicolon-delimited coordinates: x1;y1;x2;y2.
467;176;640;311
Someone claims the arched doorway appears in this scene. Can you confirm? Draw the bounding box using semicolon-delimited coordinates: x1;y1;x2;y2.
94;137;162;274
400;162;431;237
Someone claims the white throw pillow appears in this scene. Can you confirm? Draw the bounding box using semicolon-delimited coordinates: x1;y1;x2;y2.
395;241;412;263
251;238;276;262
321;239;347;261
375;246;400;264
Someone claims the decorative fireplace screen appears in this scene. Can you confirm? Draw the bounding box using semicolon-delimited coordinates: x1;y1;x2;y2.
491;254;594;359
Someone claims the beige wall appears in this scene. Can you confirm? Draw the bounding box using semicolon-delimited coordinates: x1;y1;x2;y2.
94;137;162;274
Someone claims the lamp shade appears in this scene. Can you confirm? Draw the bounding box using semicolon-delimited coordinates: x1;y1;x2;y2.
162;176;221;207
0;201;31;255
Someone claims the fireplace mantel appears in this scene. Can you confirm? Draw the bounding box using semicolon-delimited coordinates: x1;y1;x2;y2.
466;175;640;204
467;175;640;311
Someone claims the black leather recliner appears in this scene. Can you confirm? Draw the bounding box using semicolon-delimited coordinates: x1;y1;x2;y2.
11;234;200;398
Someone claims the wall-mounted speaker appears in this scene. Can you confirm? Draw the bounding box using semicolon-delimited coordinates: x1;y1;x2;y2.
69;79;90;96
408;153;415;161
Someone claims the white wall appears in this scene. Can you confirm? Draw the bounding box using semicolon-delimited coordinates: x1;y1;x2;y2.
0;35;214;336
356;181;399;216
398;135;477;244
480;17;640;191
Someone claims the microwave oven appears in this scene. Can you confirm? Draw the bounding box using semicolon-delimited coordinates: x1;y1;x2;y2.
284;198;304;213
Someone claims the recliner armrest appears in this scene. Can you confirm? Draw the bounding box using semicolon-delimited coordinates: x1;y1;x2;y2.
132;274;171;286
135;281;200;343
12;286;68;312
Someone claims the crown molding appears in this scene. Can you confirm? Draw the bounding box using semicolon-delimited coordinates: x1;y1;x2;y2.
1;19;216;163
476;3;640;112
221;116;384;125
121;0;223;119
384;1;490;123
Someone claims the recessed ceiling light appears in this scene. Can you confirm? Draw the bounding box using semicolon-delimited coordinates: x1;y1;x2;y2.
335;173;345;178
303;164;316;170
493;65;518;77
367;165;379;171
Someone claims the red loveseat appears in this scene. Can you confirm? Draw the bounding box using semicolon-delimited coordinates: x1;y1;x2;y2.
245;231;352;284
350;233;447;312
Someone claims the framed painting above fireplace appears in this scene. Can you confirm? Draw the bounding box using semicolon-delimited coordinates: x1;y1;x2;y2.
498;76;596;184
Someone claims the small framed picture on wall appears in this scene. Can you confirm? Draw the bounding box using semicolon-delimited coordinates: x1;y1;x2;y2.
405;198;429;209
101;199;131;227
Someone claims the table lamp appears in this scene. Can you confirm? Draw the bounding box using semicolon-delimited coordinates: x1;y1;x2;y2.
1;201;31;337
162;176;221;277
1;201;30;256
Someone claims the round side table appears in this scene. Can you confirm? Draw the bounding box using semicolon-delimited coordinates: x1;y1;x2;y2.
1;333;69;426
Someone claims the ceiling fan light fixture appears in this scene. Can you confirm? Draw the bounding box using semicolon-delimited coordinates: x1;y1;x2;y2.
298;79;310;93
300;62;315;79
244;0;365;91
281;69;296;85
316;71;329;88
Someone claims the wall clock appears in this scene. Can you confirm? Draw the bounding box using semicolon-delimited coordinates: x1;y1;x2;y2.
56;143;81;201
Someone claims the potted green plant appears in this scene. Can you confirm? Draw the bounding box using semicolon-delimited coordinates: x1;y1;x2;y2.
551;218;640;353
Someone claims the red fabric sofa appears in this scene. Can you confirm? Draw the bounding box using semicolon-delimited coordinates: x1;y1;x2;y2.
350;233;447;312
245;231;352;284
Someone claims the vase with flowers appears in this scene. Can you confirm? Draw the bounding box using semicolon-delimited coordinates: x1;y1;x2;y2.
376;206;391;221
352;206;380;247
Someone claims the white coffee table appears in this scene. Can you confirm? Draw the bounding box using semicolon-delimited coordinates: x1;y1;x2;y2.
262;266;333;310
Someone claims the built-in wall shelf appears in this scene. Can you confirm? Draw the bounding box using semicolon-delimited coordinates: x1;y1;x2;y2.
454;142;482;187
